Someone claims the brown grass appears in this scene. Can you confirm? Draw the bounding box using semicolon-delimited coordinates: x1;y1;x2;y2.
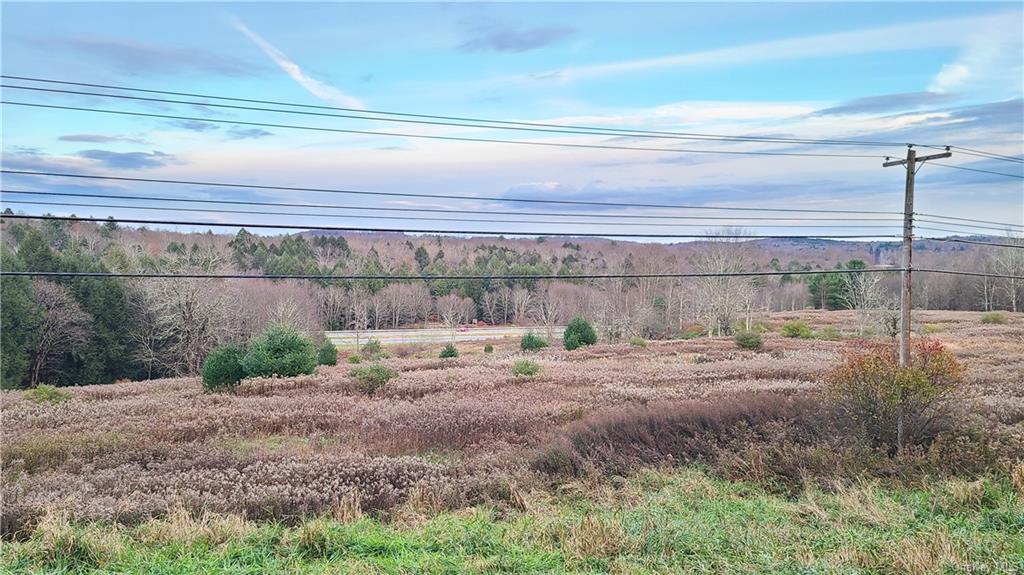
2;311;1021;535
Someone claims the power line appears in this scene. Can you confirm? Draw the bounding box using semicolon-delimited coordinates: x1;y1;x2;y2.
0;101;886;160
915;212;1024;230
0;170;903;215
926;162;1024;180
0;213;902;240
0;84;908;150
916;268;1024;280
0;189;905;223
0;200;903;229
915;217;1024;233
915;225;1007;237
0;269;907;280
918;144;1024;164
921;237;1024;249
2;268;1018;280
0;75;910;148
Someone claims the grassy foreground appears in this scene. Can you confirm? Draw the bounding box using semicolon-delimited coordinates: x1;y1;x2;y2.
3;468;1021;574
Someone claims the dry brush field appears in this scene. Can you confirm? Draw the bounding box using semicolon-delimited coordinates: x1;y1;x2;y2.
3;310;1022;540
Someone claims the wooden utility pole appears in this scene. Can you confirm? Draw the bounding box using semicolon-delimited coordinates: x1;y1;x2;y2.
883;145;951;366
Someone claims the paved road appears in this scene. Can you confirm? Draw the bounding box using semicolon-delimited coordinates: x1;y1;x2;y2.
327;325;564;346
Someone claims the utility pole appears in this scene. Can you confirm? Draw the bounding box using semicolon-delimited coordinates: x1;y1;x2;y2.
883;145;951;366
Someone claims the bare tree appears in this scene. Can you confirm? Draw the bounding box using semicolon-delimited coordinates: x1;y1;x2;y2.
481;291;499;325
435;294;475;341
510;287;532;324
28;280;92;387
840;270;896;335
529;283;566;341
690;229;756;336
992;233;1024;312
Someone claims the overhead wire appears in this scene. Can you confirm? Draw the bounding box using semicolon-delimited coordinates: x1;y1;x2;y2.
0;200;904;229
925;162;1024;180
0;101;887;159
0;170;904;215
0;75;910;147
0;213;902;239
0;189;906;223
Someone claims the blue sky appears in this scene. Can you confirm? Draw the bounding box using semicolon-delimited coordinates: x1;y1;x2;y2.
1;2;1022;238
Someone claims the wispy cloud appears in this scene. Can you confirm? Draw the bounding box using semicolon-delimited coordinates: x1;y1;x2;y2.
812;92;957;116
38;36;261;76
59;133;149;144
230;16;364;109
459;25;575;53
77;149;179;169
507;11;1017;85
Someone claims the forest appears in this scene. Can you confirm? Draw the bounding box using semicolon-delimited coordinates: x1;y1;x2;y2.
1;215;1021;389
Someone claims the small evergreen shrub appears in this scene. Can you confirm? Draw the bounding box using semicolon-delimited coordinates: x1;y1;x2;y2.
24;384;73;405
317;341;338;366
439;344;459;359
202;344;247;392
360;339;382;356
981;312;1008;325
347;354;362;364
520;333;548;351
483;344;494;354
734;331;763;350
563;317;597;351
512;359;541;377
350;363;397;395
628;336;647;348
241;326;317;378
781;320;813;338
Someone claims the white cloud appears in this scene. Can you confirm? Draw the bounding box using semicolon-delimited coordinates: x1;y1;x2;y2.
928;14;1022;94
230;16;365;109
502;11;1019;85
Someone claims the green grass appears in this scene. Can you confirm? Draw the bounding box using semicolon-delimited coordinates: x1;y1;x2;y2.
4;467;1020;574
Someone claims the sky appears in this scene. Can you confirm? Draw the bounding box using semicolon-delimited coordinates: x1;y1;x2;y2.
1;1;1022;240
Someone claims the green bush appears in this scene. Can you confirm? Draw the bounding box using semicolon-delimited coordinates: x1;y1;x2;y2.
750;321;772;334
241;326;317;378
483;344;494;354
512;359;541;377
563;317;597;351
317;341;338;366
202;344;247;392
780;320;813;339
439;344;459;359
347;354;362;364
350;363;397;395
24;384;73;405
360;339;382;356
734;331;763;350
520;332;548;351
628;336;647;348
817;326;841;341
981;312;1008;325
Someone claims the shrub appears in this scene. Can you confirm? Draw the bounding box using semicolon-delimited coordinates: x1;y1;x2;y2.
564;317;597;351
734;331;763;350
520;333;548;351
483;344;494;354
347;354;362;364
24;384;73;405
241;326;317;378
439;344;459;359
202;344;247;392
317;341;338;366
817;326;841;341
360;339;382;356
981;312;1007;325
781;320;813;338
512;359;541;377
628;336;647;348
350;363;397;395
825;338;965;452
